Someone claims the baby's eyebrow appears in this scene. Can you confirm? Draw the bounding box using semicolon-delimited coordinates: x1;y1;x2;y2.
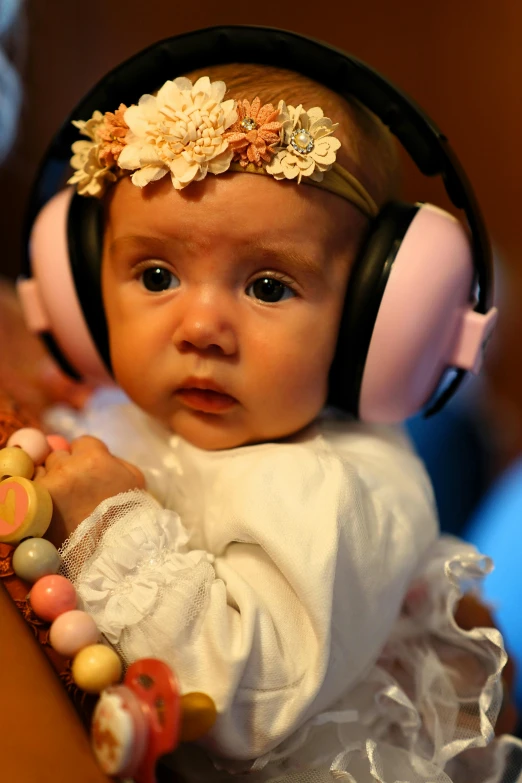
244;241;325;279
108;235;173;258
108;235;327;279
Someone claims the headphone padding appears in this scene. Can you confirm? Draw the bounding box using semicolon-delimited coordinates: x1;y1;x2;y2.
328;202;417;415
22;188;112;384
359;203;475;422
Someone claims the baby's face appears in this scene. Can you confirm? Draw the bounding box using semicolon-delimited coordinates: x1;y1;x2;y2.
102;173;366;449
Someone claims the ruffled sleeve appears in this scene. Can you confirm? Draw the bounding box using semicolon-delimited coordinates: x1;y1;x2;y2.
59;490;214;646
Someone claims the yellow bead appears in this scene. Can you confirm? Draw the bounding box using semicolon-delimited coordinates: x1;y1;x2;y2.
72;644;122;694
180;692;217;742
0;477;53;544
0;447;35;480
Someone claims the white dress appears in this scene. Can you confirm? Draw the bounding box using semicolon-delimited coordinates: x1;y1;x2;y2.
45;389;518;783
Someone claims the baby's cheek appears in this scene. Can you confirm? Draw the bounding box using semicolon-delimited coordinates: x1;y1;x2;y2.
273;357;328;422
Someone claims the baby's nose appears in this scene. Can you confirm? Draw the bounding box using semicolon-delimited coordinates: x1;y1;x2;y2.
172;297;238;356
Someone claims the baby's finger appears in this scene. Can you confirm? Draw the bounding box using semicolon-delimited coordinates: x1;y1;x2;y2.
69;435;110;455
44;449;72;469
33;465;47;480
117;458;146;488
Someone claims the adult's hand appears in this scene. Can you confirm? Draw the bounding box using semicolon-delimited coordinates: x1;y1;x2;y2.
0;277;93;418
455;592;518;735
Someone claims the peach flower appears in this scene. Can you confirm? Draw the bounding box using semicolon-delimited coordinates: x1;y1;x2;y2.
224;98;281;167
98;104;129;168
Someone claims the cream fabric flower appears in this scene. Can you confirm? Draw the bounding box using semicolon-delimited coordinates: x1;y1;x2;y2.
67;110;119;197
117;76;238;190
266;102;341;184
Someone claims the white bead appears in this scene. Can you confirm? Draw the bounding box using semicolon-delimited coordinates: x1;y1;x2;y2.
7;428;51;465
49;610;100;657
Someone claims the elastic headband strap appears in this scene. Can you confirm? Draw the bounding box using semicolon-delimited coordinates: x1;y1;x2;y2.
229;161;379;219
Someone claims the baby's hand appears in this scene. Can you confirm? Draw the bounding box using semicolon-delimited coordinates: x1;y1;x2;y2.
34;435;145;548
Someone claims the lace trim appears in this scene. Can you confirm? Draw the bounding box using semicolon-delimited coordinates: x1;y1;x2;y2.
59;489;212;645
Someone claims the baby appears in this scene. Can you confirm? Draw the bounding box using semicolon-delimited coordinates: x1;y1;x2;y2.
27;43;514;783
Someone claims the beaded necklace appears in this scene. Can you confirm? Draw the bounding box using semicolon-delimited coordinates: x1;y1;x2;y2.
0;427;216;782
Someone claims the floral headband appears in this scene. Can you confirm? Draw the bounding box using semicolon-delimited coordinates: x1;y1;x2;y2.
68;76;378;220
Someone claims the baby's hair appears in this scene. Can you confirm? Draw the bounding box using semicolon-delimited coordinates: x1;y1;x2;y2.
184;62;400;208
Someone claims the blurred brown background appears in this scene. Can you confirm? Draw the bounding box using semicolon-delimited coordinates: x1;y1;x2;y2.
1;0;521;471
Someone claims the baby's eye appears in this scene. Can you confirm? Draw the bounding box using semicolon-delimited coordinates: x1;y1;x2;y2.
246;276;295;303
140;266;180;292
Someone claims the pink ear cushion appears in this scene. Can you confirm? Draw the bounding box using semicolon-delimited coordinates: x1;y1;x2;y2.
21;188;112;386
359;204;478;423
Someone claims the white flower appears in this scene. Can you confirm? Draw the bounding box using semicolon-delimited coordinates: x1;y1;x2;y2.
72;110;105;143
67;111;118;197
117;76;238;190
266;102;341;184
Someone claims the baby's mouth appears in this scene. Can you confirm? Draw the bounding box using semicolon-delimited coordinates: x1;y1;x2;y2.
175;385;237;413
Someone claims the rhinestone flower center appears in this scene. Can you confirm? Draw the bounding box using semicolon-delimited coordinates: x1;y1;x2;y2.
290;128;315;155
240;117;257;132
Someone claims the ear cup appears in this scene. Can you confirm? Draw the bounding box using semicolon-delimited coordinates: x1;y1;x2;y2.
17;188;112;385
328;202;418;415
357;203;496;422
67;191;112;375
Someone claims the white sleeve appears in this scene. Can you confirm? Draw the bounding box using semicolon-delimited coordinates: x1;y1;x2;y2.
59;442;437;762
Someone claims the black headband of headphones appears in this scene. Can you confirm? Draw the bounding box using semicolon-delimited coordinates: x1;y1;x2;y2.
23;24;492;315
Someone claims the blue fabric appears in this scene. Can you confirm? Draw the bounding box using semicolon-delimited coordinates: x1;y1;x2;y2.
406;400;492;536
465;456;522;710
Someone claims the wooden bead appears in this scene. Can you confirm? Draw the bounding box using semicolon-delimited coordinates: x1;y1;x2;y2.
50;610;100;657
12;537;61;583
72;645;122;694
7;428;51;465
0;447;34;480
0;476;53;544
180;692;217;741
29;574;77;621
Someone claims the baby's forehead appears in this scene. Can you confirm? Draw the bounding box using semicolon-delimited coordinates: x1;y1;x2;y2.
106;173;365;259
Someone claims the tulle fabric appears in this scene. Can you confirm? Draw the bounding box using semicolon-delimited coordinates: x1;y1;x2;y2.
59;491;522;783
210;538;522;782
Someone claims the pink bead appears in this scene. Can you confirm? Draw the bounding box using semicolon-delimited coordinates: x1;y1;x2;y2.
7;428;51;466
50;609;100;657
46;434;71;453
30;574;77;622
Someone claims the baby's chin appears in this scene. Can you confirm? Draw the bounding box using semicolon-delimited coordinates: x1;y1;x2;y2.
166;420;265;452
163;413;307;452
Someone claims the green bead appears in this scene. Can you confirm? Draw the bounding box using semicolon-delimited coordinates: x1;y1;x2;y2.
12;537;62;583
